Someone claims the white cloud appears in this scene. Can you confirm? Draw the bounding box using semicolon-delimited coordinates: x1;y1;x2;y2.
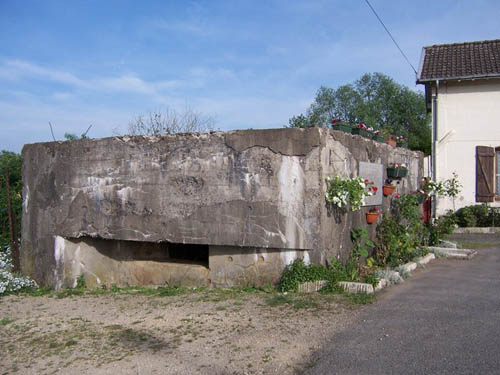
3;60;85;87
0;59;188;99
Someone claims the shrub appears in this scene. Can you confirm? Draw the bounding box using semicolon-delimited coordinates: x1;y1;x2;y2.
454;204;497;227
278;258;367;293
375;194;426;266
0;246;37;295
427;210;457;245
278;259;330;292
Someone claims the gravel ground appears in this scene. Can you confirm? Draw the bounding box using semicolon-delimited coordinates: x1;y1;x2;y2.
0;288;367;375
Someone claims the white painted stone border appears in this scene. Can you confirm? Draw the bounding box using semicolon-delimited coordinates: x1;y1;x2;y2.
297;280;328;293
453;227;500;234
427;247;477;260
414;253;436;266
300;241;477;295
338;281;374;294
336;252;438;295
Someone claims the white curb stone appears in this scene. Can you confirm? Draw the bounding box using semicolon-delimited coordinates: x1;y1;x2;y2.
374;270;404;285
399;262;417;273
415;253;435;265
427;247;477;259
338;281;374;294
374;278;388;291
453;227;500;234
438;240;458;248
298;280;328;293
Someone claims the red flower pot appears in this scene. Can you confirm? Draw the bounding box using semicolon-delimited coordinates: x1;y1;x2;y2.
366;211;380;224
383;185;396;196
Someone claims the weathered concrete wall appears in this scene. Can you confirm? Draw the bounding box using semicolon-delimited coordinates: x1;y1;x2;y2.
318;131;423;264
21;127;423;288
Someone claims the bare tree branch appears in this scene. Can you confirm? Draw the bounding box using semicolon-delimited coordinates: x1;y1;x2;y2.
128;106;215;136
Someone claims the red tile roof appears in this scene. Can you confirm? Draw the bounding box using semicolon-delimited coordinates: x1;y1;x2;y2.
417;39;500;82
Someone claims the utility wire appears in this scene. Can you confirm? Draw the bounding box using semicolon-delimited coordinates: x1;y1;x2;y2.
364;0;418;76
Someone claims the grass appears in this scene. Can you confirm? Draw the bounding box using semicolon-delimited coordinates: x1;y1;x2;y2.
342;292;376;305
264;289;373;310
0;317;13;326
458;241;500;248
6;277;375;311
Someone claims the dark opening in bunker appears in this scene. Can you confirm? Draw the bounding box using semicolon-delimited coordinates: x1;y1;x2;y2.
67;237;209;267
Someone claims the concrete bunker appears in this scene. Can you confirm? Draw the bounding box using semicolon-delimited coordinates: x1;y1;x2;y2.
21;127;423;289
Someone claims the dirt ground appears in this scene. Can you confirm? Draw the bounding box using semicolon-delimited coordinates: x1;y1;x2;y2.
0;288;368;375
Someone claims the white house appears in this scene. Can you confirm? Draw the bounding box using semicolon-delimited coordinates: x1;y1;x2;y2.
417;39;500;215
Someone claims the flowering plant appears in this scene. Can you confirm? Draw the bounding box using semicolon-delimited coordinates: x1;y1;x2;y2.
419;173;462;199
355;123;377;133
331;118;345;124
396;135;408;142
368;207;380;213
0;246;37;295
325;176;377;211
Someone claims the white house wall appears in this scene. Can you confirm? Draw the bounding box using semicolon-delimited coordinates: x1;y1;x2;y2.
435;78;500;214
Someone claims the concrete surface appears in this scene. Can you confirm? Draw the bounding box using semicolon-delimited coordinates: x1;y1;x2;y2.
304;234;500;375
21;127;423;288
429;247;477;259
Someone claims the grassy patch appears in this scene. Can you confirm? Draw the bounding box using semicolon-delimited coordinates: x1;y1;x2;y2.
0;317;13;326
264;293;331;310
265;294;294;307
458;241;500;248
341;292;376;306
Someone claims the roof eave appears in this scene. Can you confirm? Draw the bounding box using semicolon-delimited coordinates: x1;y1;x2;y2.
417;73;500;84
416;47;426;83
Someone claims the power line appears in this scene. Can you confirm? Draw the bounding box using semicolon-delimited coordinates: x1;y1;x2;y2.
364;0;418;76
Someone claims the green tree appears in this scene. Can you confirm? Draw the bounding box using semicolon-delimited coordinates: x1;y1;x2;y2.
0;151;22;247
288;73;431;154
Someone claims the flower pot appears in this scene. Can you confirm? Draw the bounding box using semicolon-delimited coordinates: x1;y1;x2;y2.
397;141;408;148
385;139;397;147
387;167;408;179
332;123;352;133
382;185;396;196
351;128;371;139
366;212;380;224
372;135;385;143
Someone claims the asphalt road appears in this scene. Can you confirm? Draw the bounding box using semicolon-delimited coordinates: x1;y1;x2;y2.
305;234;500;375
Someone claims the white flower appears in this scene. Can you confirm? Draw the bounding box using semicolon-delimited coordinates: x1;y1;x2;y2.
0;246;37;295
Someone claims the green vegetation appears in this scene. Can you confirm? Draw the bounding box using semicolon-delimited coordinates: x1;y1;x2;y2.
454;204;500;227
0;151;22;248
0;317;13;326
458;241;500;249
278;187;459;294
287;73;431;154
376;194;428;266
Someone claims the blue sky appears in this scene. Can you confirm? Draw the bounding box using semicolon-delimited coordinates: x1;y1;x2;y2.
1;0;499;152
